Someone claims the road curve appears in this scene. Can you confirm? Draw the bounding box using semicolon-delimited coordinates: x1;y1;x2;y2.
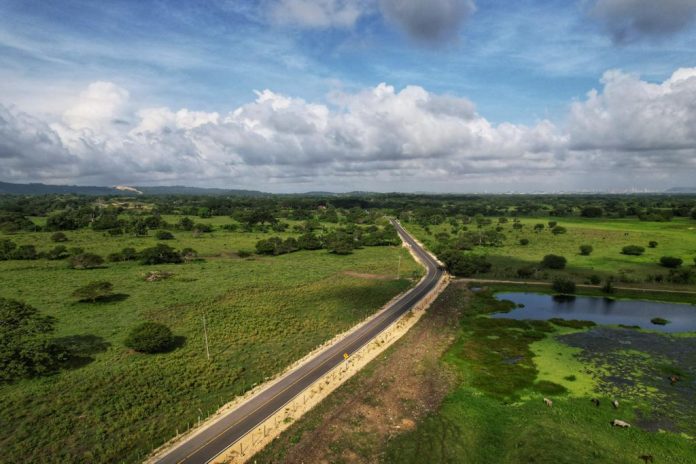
153;221;444;464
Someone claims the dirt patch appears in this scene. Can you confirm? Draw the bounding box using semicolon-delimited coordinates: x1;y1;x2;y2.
342;271;397;281
256;283;467;464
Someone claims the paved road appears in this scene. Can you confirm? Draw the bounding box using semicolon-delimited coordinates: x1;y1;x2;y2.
153;221;444;464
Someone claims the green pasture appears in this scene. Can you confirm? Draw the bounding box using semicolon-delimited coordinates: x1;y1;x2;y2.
407;217;696;287
0;222;420;463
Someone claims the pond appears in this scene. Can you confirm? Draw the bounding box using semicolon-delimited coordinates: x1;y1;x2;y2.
492;292;696;333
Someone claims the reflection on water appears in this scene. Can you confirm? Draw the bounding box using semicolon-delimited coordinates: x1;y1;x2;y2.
493;292;696;333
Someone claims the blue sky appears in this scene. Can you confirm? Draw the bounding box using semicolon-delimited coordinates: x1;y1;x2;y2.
1;0;696;192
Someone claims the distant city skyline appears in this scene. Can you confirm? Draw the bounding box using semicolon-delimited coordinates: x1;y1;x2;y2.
1;0;696;192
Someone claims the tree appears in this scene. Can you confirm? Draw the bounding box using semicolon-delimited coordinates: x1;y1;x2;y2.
579;245;593;256
325;231;354;255
45;245;68;260
533;223;545;233
155;230;175;240
439;250;492;277
552;278;576;294
124;322;174;353
548;221;557;229
0;298;62;381
601;278;615;294
298;233;322;250
11;244;37;260
177;217;194;231
139;244;183;264
519;238;530;246
69;253;104;269
621;245;645;256
581;206;603;218
541;254;567;269
51;232;68;242
0;239;17;260
72;281;114;302
659;256;683;268
648;241;658;248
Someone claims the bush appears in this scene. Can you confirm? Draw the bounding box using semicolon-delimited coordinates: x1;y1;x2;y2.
601;279;616;294
69;253;104;269
50;232;68;242
11;244;38;260
648;241;658;248
440;250;492;277
541;254;566;269
139;244;183;265
124;322;174;353
72;281;114;302
0;239;17;260
659;256;683;268
588;274;601;285
155;230;175;240
45;245;68;260
517;267;536;278
551;226;567;235
622;245;645;256
551;278;576;294
519;238;529;246
237;249;253;258
579;245;593;256
0;298;62;381
298;233;323;250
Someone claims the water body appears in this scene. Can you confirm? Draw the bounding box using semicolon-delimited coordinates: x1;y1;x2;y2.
493;292;696;333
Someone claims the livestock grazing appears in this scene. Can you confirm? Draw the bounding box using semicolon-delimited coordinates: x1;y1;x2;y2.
543;398;553;407
591;398;600;407
612;400;619;409
638;455;654;463
611;419;631;428
669;375;680;385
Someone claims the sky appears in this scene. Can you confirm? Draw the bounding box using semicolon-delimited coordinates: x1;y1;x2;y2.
1;0;696;193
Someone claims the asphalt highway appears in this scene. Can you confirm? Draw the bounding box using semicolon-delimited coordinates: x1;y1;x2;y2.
153;220;444;464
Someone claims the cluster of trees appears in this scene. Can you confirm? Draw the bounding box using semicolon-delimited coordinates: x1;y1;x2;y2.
255;224;400;256
1;295;177;383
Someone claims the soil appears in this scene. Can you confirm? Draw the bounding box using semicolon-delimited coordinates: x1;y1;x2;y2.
256;283;466;464
342;271;397;280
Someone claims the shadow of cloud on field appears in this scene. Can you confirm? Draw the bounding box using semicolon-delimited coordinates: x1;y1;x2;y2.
53;334;111;370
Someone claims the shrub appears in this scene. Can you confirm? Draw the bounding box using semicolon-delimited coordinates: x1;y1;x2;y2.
72;281;114;302
551;278;576;294
548;221;557;228
659;256;683;268
298;233;323;250
541;254;566;269
601;279;615;294
579;245;593;256
121;247;138;261
139;244;183;265
588;274;601;285
68;253;104;269
517;267;536;278
551;226;567;235
0;239;17;260
648;241;658;248
237;249;253;258
192;223;213;233
11;244;38;260
0;298;62;381
440;250;492;277
46;245;68;260
50;232;68;242
667;269;694;284
124;322;174;353
519;238;529;246
622;245;645;256
512;222;523;230
155;230;175;240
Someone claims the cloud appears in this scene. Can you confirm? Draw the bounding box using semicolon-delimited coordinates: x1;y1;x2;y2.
266;0;368;28
589;0;696;43
379;0;476;43
1;69;696;191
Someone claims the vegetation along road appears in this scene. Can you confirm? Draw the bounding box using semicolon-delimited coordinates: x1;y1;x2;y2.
154;221;445;463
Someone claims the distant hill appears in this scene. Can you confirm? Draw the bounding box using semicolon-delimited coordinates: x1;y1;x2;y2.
0;181;265;196
665;187;696;193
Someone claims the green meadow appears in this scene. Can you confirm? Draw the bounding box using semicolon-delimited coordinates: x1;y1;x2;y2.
407;217;696;288
0;221;420;463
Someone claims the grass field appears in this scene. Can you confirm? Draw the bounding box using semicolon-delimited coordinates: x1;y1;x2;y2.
0;220;421;463
407;217;696;287
385;285;696;464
